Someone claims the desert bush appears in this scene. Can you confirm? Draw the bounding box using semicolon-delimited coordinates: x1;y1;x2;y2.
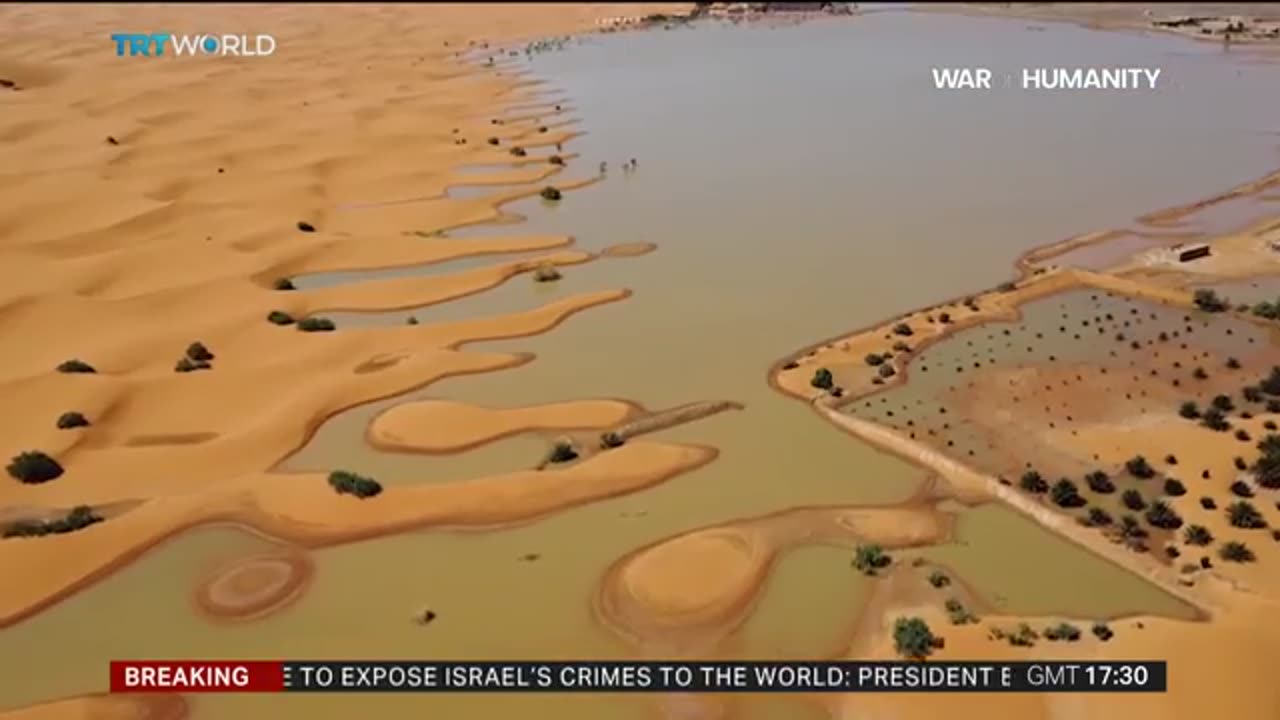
267;310;295;325
297;317;336;332
1144;500;1183;530
600;431;625;449
546;441;579;464
878;364;896;379
938;312;952;324
1193;367;1209;380
1043;623;1081;642
1201;408;1231;431
540;186;562;201
1227;500;1267;529
945;598;977;625
174;357;210;373
1261;367;1280;395
1254;451;1280;489
55;359;96;374
1085;470;1115;493
1244;386;1264;403
327;470;382;498
1211;394;1235;412
3;505;102;539
1178;401;1200;419
928;570;950;588
1193;288;1229;312
1125;456;1155;479
487;137;500;146
1051;479;1086;508
509;146;527;157
273;278;296;291
853;544;892;575
1227;357;1242;370
1020;470;1048;494
865;353;885;366
296;221;316;232
1121;489;1146;511
892;341;911;353
1163;478;1186;496
892;323;914;337
1086;506;1113;527
56;412;89;430
1200;496;1216;510
1219;541;1255;563
893;617;939;659
185;342;214;362
997;281;1017;292
1230;480;1254;498
6;451;64;484
548;155;565;166
810;368;834;391
1091;622;1114;641
1183;524;1213;546
533;264;562;283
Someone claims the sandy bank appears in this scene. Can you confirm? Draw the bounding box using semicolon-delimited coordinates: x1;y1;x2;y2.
0;440;715;628
368;398;639;454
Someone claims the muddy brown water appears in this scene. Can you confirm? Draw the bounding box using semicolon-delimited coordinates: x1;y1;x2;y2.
5;11;1280;716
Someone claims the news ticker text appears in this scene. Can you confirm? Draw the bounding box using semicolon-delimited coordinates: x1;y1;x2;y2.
111;660;1166;693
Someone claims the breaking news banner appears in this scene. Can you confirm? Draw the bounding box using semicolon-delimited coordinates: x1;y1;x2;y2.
110;660;1167;694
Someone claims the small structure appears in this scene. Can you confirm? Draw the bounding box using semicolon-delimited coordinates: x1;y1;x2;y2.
1176;244;1211;263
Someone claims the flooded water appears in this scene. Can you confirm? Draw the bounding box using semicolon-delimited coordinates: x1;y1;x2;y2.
5;10;1280;717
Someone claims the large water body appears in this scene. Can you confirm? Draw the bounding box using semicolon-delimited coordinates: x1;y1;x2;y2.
5;11;1280;718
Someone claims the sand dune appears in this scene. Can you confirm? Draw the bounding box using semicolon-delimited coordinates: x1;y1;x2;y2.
368;398;639;454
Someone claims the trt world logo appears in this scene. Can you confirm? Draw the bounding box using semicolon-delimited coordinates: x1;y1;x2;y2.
111;33;277;58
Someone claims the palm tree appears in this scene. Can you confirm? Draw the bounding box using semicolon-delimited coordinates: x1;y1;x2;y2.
1125;456;1155;479
1051;479;1086;508
1183;524;1213;546
1122;489;1146;511
1227;500;1267;529
1219;541;1255;563
1020;470;1048;494
1144;500;1183;529
1085;471;1115;493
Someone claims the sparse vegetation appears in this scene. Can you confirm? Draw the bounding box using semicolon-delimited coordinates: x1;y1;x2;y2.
811;368;834;391
944;598;977;625
533;264;562;283
1019;470;1048;494
1183;524;1213;546
1085;470;1115;493
892;323;914;337
865;353;885;367
185;342;214;362
1178;401;1200;419
1227;357;1242;370
1201;408;1231;431
893;617;940;659
509;146;527;157
1193;367;1209;380
1144;500;1183;530
1091;622;1114;642
6;451;64;484
1122;489;1146;511
1125;456;1155;479
297;317;336;332
1261;367;1280;396
546;441;579;464
1051;479;1086;508
1006;623;1038;647
1230;480;1254;498
540;186;562;201
1219;541;1255;563
327;470;382;498
55;359;96;374
878;364;896;379
3;505;102;539
1043;623;1081;642
1163;478;1187;496
1193;288;1229;312
1227;500;1267;529
1085;506;1113;527
853;544;892;575
548;155;565;166
56;412;89;430
267;310;296;326
1211;394;1235;413
928;570;950;588
174;357;211;373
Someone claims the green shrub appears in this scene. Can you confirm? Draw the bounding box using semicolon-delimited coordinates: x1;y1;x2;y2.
1178;401;1200;419
547;441;579;464
1125;455;1155;479
1200;408;1230;431
1219;541;1255;562
1183;524;1213;546
56;359;96;374
297;317;336;332
1091;622;1114;641
540;186;562;201
1193;289;1229;312
175;357;211;373
1085;470;1115;493
6;451;64;484
852;544;891;575
1227;500;1267;528
328;470;382;498
56;412;89;430
810;368;834;391
892;617;939;659
1163;478;1187;496
1051;479;1086;508
267;310;296;326
1019;470;1048;494
1211;394;1235;412
944;598;977;625
3;505;102;539
1085;506;1113;527
1144;500;1183;530
1122;489;1146;511
927;570;950;588
1043;622;1081;642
